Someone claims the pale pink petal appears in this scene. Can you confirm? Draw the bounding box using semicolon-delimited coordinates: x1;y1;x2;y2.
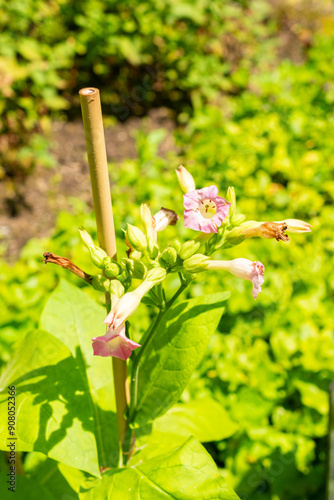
184;210;218;232
183;185;230;233
92;335;140;360
184;209;200;229
103;308;115;327
103;323;126;340
250;261;265;300
92;324;140;360
183;191;201;210
92;336;116;357
211;200;230;225
203;219;219;233
197;185;219;199
215;197;231;211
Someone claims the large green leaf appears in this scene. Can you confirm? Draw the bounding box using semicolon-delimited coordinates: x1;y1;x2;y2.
19;452;81;499
0;330;100;477
128;397;238;467
154;397;239;442
80;437;239;500
40;280;119;468
132;292;229;427
0;450;89;499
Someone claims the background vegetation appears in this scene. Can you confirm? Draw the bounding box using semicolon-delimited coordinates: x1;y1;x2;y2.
1;0;334;498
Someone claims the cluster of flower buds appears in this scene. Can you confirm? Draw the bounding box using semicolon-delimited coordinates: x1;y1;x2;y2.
83;165;311;360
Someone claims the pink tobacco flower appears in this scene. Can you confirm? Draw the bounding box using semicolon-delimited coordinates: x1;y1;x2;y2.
92;324;140;360
103;267;166;330
207;258;265;299
183;185;230;233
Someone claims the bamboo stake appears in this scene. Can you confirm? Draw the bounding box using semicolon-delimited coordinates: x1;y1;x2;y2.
79;87;129;451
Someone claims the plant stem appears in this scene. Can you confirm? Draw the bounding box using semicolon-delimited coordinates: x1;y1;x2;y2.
79;87;129;451
129;281;188;422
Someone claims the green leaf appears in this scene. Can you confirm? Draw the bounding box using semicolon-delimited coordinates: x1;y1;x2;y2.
154;397;239;442
118;37;142;66
0;330;100;477
293;379;329;415
23;452;82;499
132;292;229;427
80;437;239;500
0;475;54;500
17;39;43;61
40;280;119;468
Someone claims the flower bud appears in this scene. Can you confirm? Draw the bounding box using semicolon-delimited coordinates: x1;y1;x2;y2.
145;267;166;284
133;260;147;279
126;223;147;252
109;280;125;298
79;227;108;268
183;254;210;273
179;240;201;260
160;247;178;265
175;165;196;193
226;186;236;217
104;260;121;278
231;213;246;227
147;235;160;258
129;250;142;261
117;269;130;284
158;255;169;269
140;203;155;238
122;258;134;272
168;238;182;254
92;275;110;292
225;225;248;246
149;260;161;268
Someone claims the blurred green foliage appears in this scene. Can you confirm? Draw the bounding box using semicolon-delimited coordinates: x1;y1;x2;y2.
1;0;334;498
1;0;332;179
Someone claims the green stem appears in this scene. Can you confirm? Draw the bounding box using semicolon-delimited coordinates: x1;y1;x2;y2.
155;282;166;309
129;281;187;422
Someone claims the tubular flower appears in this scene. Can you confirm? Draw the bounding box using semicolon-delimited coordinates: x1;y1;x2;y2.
153;207;178;239
103;268;166;330
183;185;230;233
227;218;311;245
92;324;140;360
207;258;265;299
274;219;312;233
239;221;290;242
